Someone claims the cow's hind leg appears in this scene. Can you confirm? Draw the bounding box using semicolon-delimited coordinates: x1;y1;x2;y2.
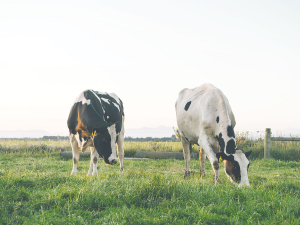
70;133;79;175
88;147;99;176
199;147;206;178
117;122;125;171
182;137;191;178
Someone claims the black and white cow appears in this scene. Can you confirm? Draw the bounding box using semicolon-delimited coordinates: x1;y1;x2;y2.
67;89;125;176
175;83;252;187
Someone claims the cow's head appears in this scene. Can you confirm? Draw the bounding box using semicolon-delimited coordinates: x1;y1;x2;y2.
216;150;252;187
93;122;118;165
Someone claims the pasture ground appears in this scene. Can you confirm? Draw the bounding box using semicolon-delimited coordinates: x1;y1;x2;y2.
0;139;300;224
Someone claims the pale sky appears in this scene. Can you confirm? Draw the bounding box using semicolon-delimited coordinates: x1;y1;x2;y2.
1;0;300;136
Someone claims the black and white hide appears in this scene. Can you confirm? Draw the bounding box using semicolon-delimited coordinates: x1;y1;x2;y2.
67;90;125;176
175;83;252;187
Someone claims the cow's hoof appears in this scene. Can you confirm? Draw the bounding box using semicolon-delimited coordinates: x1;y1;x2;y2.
184;171;191;178
120;167;124;171
213;176;222;184
200;172;205;178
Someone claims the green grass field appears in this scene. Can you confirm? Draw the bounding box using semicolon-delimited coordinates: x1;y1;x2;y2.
0;138;300;224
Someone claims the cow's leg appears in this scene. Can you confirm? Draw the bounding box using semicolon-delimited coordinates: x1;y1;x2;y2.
70;133;79;175
88;147;99;176
182;137;191;178
81;138;93;153
117;133;125;171
199;147;206;178
198;136;220;184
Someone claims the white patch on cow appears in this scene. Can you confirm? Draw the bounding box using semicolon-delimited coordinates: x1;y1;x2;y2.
101;98;110;104
108;93;121;105
74;133;93;152
74;92;91;105
74;133;82;146
69;133;79;175
87;147;99;176
94;91;107;96
107;124;118;163
232;150;250;187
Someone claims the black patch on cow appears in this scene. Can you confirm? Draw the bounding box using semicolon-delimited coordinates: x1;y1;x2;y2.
231;161;241;182
216;116;219;123
216;133;225;152
94;91;124;135
184;101;191;111
227;125;235;138
93;157;98;164
93;125;112;164
226;139;236;154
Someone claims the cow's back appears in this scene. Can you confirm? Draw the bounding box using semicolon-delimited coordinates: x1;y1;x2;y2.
67;90;124;137
93;91;124;135
175;84;235;144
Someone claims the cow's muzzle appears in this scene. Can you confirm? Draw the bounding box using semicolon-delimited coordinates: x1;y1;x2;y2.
110;159;117;165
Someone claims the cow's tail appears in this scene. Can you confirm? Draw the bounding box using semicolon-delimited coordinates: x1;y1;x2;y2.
173;127;182;141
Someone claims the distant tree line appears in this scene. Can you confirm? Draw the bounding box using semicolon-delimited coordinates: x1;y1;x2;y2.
41;135;180;142
43;136;69;140
1;135;180;142
124;135;179;142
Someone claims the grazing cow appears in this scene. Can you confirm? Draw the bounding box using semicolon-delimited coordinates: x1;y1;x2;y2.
175;83;252;187
67;90;125;176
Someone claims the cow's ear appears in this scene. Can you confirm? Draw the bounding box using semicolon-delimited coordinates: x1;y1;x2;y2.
216;152;226;163
245;150;252;158
93;122;115;135
216;152;234;163
92;124;106;135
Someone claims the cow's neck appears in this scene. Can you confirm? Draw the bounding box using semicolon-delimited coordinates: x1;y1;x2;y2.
216;116;237;155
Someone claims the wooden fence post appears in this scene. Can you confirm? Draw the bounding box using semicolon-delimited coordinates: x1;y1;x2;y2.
264;128;271;159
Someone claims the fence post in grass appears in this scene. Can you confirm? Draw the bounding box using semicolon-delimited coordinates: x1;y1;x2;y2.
264;128;271;159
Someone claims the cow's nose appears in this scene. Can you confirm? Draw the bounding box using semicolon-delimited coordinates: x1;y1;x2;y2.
110;159;117;165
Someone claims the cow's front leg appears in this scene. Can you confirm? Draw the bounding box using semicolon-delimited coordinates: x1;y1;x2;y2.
199;136;220;184
70;133;79;175
182;137;191;178
81;138;93;153
199;147;206;178
88;147;99;176
117;138;124;171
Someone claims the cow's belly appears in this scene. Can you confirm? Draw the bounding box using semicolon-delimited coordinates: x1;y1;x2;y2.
177;113;219;150
177;116;201;145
